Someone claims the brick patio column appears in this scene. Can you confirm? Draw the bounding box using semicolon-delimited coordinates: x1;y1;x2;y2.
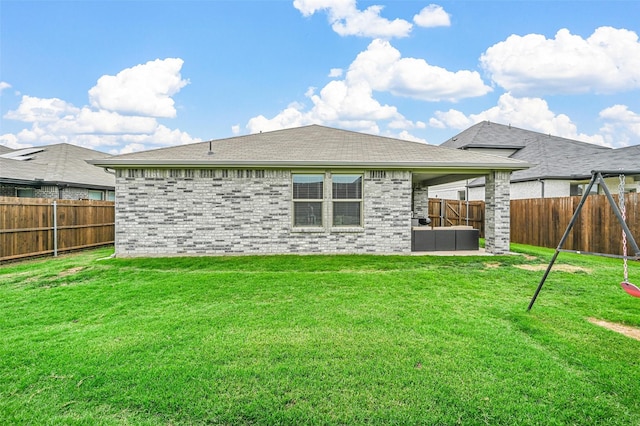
485;171;511;254
413;184;429;219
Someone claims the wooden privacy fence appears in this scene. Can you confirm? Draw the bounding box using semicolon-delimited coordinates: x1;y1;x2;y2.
0;197;115;262
510;193;639;257
428;194;639;256
427;199;485;236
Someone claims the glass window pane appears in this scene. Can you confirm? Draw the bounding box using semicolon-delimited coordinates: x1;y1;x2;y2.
293;174;324;199
333;175;362;199
88;190;104;200
333;201;361;226
17;188;35;198
294;202;323;226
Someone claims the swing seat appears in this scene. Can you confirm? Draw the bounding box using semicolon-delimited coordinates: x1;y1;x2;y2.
621;281;640;298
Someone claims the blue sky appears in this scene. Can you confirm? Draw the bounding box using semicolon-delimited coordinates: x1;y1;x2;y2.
1;0;639;154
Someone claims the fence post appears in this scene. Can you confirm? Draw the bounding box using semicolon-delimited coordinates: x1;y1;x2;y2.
53;200;58;257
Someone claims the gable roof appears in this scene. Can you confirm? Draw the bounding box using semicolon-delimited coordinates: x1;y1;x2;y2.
0;143;114;189
442;121;612;181
89;125;529;175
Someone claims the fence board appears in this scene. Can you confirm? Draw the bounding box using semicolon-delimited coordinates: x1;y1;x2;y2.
0;197;114;261
428;194;638;256
509;194;639;256
428;199;485;236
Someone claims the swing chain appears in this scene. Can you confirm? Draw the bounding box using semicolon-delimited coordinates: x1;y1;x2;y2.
619;174;629;282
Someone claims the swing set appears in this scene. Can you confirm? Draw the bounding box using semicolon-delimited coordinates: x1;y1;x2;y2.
528;170;640;311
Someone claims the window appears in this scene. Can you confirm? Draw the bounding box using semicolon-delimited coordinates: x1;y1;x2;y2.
17;188;35;198
332;174;362;226
88;190;104;200
106;191;115;201
570;183;598;196
293;174;323;226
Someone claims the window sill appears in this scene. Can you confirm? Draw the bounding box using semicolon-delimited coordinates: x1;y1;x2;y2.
290;226;365;234
291;227;326;233
330;226;364;233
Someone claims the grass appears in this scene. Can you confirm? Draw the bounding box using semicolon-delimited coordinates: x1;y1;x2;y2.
1;245;639;425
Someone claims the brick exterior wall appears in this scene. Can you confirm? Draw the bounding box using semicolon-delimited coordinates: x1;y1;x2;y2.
114;168;412;257
0;186;15;196
412;185;429;219
34;185;59;199
485;171;511;254
0;185;107;200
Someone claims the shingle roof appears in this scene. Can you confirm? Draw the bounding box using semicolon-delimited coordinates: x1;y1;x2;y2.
0;143;114;188
89;125;529;172
0;145;14;155
581;144;640;174
442;121;613;181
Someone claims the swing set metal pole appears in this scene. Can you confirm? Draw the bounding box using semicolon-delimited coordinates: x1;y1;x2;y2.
527;173;598;311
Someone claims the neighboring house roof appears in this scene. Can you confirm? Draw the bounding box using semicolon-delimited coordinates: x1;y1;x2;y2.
89;125;529;184
581;144;640;174
442;121;612;183
0;143;114;189
0;145;15;155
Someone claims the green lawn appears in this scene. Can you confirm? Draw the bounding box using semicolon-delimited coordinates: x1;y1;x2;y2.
1;245;639;425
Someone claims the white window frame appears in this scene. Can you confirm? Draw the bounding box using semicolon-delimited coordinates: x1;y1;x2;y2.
331;173;363;227
292;173;325;228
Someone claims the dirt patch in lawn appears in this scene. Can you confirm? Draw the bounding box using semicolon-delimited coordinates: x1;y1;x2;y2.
514;264;591;274
588;318;640;341
58;267;84;277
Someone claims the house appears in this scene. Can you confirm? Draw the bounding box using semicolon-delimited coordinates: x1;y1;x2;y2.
429;121;639;200
89;125;528;257
0;143;115;200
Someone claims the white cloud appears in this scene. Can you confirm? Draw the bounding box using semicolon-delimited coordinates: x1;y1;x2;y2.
231;124;241;135
598;105;640;147
349;39;491;102
433;93;607;146
431;109;473;130
49;108;158;135
0;81;11;93
247;105;313;134
245;38;489;135
88;58;189;118
293;0;412;38
4;95;79;122
395;130;428;143
246;77;406;135
328;68;343;78
118;143;147;155
481;27;640;95
2;59;199;153
413;4;450;28
0;133;28;149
